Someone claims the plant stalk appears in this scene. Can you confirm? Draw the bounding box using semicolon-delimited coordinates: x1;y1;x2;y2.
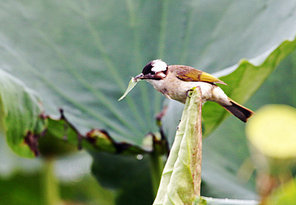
153;87;203;204
150;152;164;196
43;158;60;205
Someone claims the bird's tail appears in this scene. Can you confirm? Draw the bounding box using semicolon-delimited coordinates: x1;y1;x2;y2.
221;98;254;122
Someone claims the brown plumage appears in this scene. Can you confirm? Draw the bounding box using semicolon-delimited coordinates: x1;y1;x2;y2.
174;65;227;85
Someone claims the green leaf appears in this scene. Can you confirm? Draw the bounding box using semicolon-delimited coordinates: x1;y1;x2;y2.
247;49;296;108
0;0;163;148
154;88;202;205
203;38;296;136
42;115;152;155
180;46;296;201
159;1;296;199
199;49;296;199
162;38;296;144
118;77;138;101
162;1;296;140
0;69;45;157
0;0;295;156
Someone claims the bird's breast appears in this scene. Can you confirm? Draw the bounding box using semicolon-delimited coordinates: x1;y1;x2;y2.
147;79;214;104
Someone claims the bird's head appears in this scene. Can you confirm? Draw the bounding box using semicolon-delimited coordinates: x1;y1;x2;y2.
135;59;168;81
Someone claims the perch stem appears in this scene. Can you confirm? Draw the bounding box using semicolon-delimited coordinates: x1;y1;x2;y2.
43;158;60;205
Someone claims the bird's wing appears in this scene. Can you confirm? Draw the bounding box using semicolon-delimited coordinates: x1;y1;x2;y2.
174;66;226;85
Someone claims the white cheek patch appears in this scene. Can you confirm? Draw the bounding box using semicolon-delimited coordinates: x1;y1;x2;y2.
157;72;166;78
151;59;167;72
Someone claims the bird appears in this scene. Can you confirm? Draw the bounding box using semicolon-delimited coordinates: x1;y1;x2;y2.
134;59;253;122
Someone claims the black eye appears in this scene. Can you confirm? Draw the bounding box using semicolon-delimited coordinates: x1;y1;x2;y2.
142;62;153;75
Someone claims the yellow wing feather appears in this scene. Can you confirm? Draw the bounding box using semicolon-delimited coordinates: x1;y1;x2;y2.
175;66;226;85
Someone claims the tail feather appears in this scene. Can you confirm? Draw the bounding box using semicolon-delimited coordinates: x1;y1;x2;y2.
222;99;254;122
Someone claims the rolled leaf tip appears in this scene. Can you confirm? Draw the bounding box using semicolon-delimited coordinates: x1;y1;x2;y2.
118;77;138;101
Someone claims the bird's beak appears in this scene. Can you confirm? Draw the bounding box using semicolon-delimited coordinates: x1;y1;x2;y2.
134;73;144;81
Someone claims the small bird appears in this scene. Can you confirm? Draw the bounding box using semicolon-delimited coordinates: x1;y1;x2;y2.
134;59;253;122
